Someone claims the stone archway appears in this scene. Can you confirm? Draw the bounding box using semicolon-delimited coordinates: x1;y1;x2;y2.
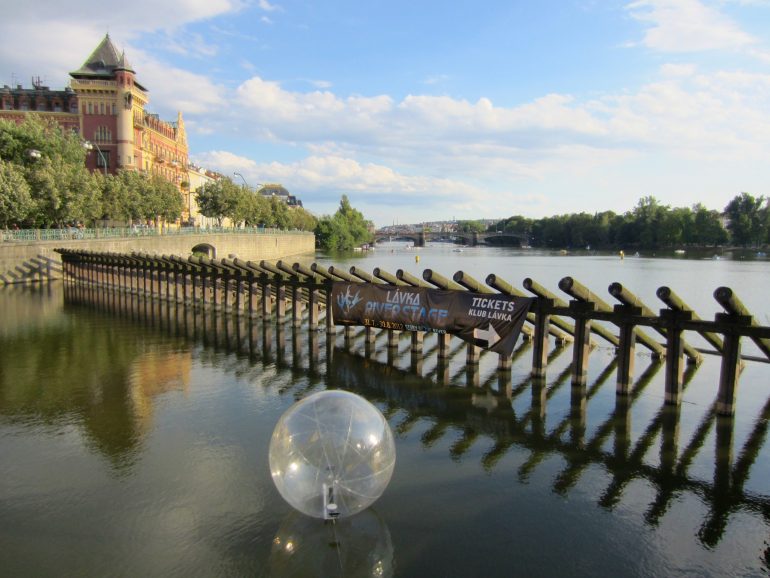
191;243;216;259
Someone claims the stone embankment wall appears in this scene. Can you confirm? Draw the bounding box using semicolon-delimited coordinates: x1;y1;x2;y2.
0;232;315;285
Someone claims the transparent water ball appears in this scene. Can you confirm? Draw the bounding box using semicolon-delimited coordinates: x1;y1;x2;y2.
269;390;396;519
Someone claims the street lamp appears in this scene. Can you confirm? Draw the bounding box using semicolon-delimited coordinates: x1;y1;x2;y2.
233;172;248;188
83;141;108;175
26;149;42;160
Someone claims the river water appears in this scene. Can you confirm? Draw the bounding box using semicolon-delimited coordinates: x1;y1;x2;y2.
1;244;769;577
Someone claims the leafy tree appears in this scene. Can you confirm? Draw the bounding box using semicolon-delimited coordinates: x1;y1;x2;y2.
0;159;33;227
143;175;184;223
195;178;239;226
1;115;100;227
288;206;318;231
267;195;292;229
0;115;86;168
25;155;101;227
457;220;486;233
691;204;727;246
724;192;766;246
315;195;373;251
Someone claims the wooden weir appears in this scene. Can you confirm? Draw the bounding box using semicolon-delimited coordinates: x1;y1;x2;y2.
56;248;770;416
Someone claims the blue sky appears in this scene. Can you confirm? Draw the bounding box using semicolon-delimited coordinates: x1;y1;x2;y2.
2;0;770;227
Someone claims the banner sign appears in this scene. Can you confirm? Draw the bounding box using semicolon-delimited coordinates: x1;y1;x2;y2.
331;282;533;357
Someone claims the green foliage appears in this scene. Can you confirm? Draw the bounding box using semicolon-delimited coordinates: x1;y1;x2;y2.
194;178;247;226
493;195;753;250
0;114;86;168
0;115;184;228
0;159;33;228
724;192;767;247
288;206;318;231
315;195;373;251
457;220;486;233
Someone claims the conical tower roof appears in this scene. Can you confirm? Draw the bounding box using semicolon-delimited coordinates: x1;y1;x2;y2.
70;34;135;78
116;50;135;73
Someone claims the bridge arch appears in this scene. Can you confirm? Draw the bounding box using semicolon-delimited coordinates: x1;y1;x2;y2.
191;243;216;258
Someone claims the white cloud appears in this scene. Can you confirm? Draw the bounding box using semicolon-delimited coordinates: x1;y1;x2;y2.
258;0;280;12
626;0;757;52
0;0;244;86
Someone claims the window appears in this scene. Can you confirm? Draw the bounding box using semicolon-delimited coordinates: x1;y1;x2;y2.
87;102;93;114
93;126;112;143
96;150;110;169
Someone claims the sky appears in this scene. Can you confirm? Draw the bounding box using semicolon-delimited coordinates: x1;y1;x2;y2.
2;0;770;228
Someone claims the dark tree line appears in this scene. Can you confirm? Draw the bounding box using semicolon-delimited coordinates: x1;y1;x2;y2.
492;194;769;249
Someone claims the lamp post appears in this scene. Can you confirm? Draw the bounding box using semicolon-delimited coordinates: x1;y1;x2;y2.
83;141;108;176
233;172;248;188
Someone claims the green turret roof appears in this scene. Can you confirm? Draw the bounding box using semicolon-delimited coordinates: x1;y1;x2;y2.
70;34;143;89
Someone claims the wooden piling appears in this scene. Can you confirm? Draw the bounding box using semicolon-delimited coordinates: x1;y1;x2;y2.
657;286;724;353
609;282;701;365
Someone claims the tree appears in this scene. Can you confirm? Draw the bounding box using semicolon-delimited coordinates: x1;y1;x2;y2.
142;175;183;223
195;179;239;226
315;195;373;251
724;192;766;246
457;220;486;233
267;195;292;229
1;115;100;227
0;114;86;168
25;155;101;227
0;159;33;227
288;206;318;231
692;204;727;246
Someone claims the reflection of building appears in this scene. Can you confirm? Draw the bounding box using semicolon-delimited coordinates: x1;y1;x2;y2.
0;35;190;214
129;350;192;431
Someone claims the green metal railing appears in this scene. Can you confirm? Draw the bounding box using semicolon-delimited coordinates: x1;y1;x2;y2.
1;226;311;243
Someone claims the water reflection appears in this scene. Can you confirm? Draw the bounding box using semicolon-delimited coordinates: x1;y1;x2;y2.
269;509;394;578
324;341;770;555
0;285;191;471
8;282;769;573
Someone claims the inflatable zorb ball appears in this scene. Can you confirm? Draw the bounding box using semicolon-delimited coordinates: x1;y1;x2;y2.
269;390;396;519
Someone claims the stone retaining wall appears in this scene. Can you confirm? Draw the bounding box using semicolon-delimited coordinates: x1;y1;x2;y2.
0;232;315;285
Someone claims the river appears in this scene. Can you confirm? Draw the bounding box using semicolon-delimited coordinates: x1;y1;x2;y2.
1;244;768;577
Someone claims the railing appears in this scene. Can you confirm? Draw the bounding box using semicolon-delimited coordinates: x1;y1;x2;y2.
2;226;311;243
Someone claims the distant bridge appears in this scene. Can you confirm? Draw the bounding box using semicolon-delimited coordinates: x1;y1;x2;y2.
374;229;525;247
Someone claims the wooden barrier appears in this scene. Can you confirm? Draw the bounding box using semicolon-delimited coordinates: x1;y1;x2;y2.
56;248;770;416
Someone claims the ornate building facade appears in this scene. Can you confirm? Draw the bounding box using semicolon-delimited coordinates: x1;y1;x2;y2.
1;35;194;220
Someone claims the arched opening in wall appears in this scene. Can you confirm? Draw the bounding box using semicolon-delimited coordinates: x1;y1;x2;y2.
191;243;216;259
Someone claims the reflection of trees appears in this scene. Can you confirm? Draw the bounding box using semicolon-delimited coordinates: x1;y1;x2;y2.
0;286;190;470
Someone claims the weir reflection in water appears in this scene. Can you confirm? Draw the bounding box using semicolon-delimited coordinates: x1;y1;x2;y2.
1;282;769;576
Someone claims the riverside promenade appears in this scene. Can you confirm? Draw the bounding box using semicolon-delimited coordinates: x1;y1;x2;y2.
0;227;314;285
